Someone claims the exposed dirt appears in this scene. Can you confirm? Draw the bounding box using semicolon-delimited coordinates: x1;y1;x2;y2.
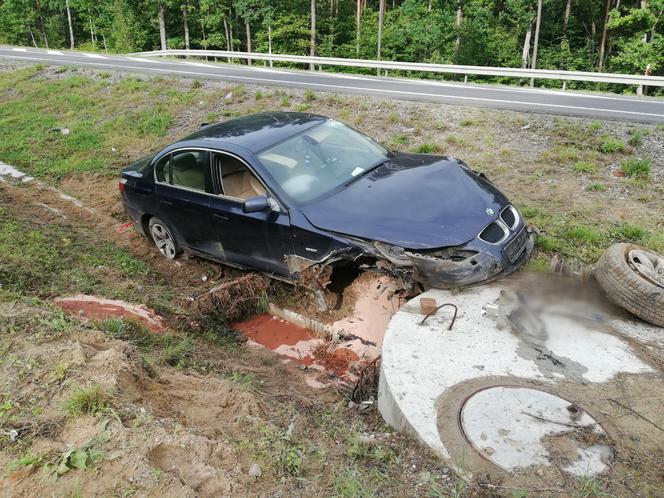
54;294;166;333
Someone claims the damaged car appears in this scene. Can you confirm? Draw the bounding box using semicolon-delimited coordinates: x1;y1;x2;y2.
119;112;533;298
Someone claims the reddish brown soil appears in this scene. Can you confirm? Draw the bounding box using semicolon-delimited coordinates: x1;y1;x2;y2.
54;296;166;333
232;314;315;349
233;314;361;378
313;347;360;378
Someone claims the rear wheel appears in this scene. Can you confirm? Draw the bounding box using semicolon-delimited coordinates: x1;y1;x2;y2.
148;217;181;260
595;243;664;327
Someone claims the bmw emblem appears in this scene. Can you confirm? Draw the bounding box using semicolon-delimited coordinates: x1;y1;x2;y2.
486;208;495;216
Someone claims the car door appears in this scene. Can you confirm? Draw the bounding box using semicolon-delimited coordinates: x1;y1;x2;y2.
208;151;293;276
153;149;221;255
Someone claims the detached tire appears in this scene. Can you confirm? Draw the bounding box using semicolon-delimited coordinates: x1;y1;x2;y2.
595;243;664;328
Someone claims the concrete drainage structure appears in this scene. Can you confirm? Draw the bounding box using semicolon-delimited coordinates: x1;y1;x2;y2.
378;273;663;483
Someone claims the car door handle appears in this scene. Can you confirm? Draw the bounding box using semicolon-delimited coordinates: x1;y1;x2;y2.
213;214;229;221
160;199;173;206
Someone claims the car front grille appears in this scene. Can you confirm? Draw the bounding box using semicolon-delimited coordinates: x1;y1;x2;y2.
479;221;508;244
500;205;519;230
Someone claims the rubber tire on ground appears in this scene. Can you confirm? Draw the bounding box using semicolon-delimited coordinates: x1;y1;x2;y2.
595;243;664;328
148;217;182;260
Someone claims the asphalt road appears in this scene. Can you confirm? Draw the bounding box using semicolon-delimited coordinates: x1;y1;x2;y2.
1;46;663;124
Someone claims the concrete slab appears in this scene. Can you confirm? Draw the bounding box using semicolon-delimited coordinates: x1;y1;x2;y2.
378;273;662;480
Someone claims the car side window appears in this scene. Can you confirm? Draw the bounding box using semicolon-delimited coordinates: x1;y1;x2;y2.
171;150;210;192
154;154;171;183
214;153;266;201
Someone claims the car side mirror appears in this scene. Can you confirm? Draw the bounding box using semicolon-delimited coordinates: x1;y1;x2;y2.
243;195;270;213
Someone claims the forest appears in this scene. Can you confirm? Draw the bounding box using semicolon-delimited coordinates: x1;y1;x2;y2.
0;0;662;80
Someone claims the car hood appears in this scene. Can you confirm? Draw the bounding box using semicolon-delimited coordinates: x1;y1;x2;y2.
300;153;509;249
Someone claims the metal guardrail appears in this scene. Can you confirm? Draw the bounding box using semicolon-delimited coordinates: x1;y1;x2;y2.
131;49;664;88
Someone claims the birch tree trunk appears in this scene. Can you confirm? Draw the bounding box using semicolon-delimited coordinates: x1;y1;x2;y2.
183;7;190;50
377;0;385;75
158;2;167;51
89;10;96;48
27;25;38;47
65;0;75;49
521;20;532;68
356;0;361;56
222;15;231;62
454;1;462;63
563;0;572;34
530;0;542;87
310;0;316;70
598;0;612;70
246;21;252;65
268;25;273;67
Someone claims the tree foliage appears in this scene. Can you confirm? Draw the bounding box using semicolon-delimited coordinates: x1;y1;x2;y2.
0;0;661;79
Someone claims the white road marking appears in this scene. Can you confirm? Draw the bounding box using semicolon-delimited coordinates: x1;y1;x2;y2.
125;56;163;63
12;47;27;52
2;53;662;119
82;52;106;59
47;50;63;55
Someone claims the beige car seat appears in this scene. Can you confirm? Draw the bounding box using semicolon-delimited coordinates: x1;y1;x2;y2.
172;153;206;191
222;169;266;200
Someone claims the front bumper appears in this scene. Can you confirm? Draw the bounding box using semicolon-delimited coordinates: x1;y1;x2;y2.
408;229;534;289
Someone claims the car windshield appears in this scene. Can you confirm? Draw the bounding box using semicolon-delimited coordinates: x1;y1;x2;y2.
257;119;390;203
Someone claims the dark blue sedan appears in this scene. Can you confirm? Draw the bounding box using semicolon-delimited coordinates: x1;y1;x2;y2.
120;112;532;293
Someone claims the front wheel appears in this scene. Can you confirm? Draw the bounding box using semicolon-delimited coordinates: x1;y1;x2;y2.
148;217;181;260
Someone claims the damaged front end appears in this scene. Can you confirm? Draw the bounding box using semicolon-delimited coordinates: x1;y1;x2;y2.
286;221;534;307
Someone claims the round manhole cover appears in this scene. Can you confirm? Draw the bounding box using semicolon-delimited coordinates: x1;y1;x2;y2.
459;386;613;476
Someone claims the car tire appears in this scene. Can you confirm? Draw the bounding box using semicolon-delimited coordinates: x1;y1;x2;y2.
595;243;664;328
148;217;181;260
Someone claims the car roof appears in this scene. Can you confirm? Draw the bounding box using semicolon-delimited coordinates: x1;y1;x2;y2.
181;112;328;153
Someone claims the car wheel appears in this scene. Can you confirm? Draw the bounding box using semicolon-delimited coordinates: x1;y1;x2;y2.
148;217;181;260
595;243;664;327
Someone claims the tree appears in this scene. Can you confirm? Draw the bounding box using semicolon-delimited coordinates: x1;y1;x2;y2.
598;0;612;70
377;0;384;73
530;0;542;85
65;0;75;48
310;0;316;69
157;1;167;50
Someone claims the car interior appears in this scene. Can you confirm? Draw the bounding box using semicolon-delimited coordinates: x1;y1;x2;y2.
171;151;207;191
216;154;266;200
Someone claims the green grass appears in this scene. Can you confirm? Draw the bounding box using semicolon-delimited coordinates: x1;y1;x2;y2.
627;129;643;147
599;137;625;154
0;207;150;298
521;206;663;262
62;384;112;416
574;161;596;174
412;142;443;154
586;182;607;192
620;157;651;179
0;66;195;179
304;89;317;102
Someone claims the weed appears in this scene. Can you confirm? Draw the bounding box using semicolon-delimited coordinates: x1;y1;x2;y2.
412;142;443;154
227;371;258;392
7;453;47;472
62;384;112;416
567;224;602;243
616;224;647;241
599;137;625;154
280;95;291;107
390;134;409;147
295;103;310;112
621;158;650;179
333;467;376;497
191;80;202;90
387;111;399;123
627;129;642;147
589;121;602;132
53;362;70;381
576;476;613;497
459;118;475;127
445;134;464;146
241;424;305;477
304;89;316;102
574;161;596;174
586;182;607;192
254;90;263;100
523;254;550;273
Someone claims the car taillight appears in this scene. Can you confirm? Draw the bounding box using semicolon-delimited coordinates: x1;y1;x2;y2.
119;178;127;193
